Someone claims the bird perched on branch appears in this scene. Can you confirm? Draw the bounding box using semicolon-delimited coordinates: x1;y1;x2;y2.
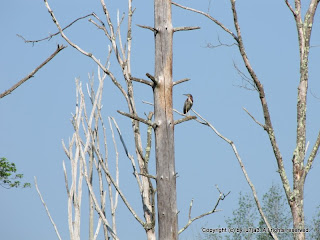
183;94;193;114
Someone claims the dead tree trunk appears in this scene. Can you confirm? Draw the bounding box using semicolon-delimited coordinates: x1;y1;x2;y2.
154;0;177;239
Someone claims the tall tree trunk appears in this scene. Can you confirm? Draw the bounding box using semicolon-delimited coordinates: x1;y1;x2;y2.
154;0;178;239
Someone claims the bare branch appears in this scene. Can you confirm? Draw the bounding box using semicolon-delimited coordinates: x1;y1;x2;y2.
173;78;190;86
144;112;154;163
243;108;266;129
174;116;197;125
146;73;156;84
0;44;66;99
130;75;154;87
229;2;291;219
34;177;62;240
233;61;257;92
109;117;128;157
172;2;238;41
191;108;278;240
17;13;95;44
205;36;238;48
138;173;157;180
82;170;119;240
305;130;320;176
109;117;143;192
43;0;129;102
178;186;230;234
117;110;156;128
92;145;146;227
173;26;200;32
62;160;70;196
285;0;296;17
137;24;158;33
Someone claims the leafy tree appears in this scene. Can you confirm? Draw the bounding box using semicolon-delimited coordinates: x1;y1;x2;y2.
225;192;257;240
202;184;295;240
0;157;30;189
307;205;320;240
257;184;292;240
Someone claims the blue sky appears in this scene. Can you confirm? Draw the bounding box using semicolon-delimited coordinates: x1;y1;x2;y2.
1;0;320;239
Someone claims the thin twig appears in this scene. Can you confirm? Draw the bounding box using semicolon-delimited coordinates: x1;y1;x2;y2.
34;177;62;240
17;13;95;44
172;2;238;41
92;144;146;227
43;0;129;102
205;36;238;48
109;117;143;190
243;108;265;129
0;44;66;99
178;186;230;234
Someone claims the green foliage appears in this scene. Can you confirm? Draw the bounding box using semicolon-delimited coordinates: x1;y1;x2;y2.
0;157;31;189
225;192;257;240
308;205;320;240
256;184;292;240
200;184;299;240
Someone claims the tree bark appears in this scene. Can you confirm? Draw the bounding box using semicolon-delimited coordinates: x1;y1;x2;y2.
154;0;178;239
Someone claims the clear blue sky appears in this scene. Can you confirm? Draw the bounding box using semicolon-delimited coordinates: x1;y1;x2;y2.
1;0;320;239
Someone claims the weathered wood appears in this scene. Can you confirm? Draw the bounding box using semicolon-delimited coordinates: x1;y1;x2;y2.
154;0;178;239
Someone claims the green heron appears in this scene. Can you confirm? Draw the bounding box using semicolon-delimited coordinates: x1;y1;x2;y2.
183;94;193;114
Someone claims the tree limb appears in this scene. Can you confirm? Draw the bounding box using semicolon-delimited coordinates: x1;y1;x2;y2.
173;26;200;32
178;186;230;234
43;0;129;103
174;116;197;125
130;75;154;87
304;130;320;176
173;78;190;86
34;177;62;240
137;24;158;33
191;108;278;240
117;110;156;128
146;73;156;84
285;0;296;17
0;44;66;99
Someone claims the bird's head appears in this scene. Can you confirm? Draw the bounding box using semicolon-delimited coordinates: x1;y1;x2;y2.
183;94;192;97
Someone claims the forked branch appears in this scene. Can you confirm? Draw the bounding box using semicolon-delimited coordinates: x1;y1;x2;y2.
178;185;230;234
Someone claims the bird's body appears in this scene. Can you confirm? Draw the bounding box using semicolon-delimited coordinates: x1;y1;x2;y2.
183;94;193;114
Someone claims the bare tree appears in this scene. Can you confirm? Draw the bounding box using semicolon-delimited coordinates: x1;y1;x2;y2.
172;1;320;240
20;0;231;239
